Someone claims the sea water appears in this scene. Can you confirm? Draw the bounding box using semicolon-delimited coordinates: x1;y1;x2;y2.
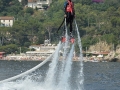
0;61;120;90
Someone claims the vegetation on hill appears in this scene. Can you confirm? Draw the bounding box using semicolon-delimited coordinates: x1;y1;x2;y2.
0;0;120;54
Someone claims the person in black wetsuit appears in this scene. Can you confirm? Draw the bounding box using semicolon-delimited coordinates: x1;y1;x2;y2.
64;0;75;36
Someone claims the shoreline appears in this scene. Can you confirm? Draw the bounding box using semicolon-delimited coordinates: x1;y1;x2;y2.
0;56;120;62
1;51;120;62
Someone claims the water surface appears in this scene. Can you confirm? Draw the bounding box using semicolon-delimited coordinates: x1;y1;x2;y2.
0;60;120;90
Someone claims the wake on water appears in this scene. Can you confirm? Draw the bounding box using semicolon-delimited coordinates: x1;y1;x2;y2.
0;20;84;90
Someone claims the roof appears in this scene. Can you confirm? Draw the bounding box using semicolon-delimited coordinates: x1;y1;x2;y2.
28;0;37;3
0;16;14;20
0;52;5;54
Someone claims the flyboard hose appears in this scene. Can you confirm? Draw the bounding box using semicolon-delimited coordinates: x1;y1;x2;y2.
0;42;61;84
57;18;65;33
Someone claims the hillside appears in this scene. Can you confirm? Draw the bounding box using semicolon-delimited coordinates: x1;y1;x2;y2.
0;0;120;55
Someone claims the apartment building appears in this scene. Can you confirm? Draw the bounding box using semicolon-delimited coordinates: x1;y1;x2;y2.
0;16;15;27
27;0;52;9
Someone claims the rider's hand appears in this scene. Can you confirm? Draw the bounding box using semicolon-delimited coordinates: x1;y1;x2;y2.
64;14;67;17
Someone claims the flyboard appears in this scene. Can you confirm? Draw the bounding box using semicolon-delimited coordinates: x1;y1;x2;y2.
61;35;75;44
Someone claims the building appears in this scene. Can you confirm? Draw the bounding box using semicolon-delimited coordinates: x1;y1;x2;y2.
18;0;22;2
0;52;5;59
26;39;56;57
26;44;56;57
0;16;15;27
27;0;52;9
27;0;37;9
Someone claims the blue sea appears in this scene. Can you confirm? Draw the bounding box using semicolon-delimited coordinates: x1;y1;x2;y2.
0;60;120;90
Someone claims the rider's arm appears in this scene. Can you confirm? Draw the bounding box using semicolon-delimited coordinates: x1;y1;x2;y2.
64;1;68;14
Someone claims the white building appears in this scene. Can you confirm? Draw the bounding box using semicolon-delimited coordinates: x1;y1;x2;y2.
26;39;56;57
0;16;15;27
18;0;22;2
27;0;52;9
27;43;56;57
27;0;37;9
29;44;56;51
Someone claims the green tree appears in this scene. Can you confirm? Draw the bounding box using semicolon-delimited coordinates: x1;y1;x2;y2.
0;44;18;54
25;7;34;15
21;0;28;6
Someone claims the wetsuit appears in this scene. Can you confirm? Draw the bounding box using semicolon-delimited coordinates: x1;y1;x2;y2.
64;0;75;35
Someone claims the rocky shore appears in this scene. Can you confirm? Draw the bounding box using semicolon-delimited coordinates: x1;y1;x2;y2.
1;53;120;62
105;49;120;62
104;51;120;62
88;41;120;62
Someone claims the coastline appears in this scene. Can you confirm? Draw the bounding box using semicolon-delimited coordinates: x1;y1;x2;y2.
0;50;120;62
1;55;120;62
